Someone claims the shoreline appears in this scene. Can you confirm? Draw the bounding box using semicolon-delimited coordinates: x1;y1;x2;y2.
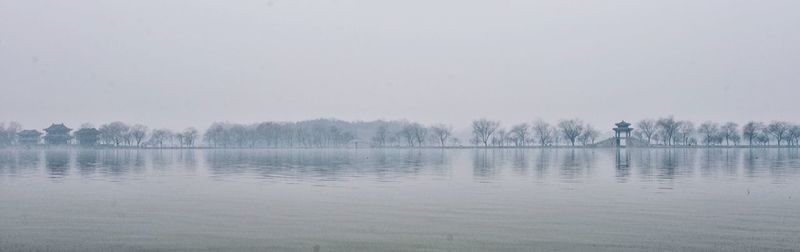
3;145;800;150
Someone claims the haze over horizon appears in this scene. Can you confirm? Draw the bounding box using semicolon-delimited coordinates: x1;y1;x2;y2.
2;0;799;131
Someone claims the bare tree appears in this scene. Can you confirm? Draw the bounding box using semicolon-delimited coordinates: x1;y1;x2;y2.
492;129;508;147
204;123;225;147
579;124;600;145
472;119;499;147
698;121;719;145
130;124;148;147
532;120;551;146
742;121;763;146
176;133;186;147
756;131;770;145
656;116;681;145
400;123;426;147
731;134;741;145
412;125;428;147
182;127;199;147
509;123;529;147
399;124;415;147
558;119;584;146
767;121;790;146
0;123;9;147
789;125;800;146
372;124;389;147
0;123;6;147
550;128;562;146
636;119;657;144
652;133;662;145
720;122;738;146
150;129;173;148
430;124;452;147
0;122;22;146
100;121;130;147
677;121;695;146
229;124;251;148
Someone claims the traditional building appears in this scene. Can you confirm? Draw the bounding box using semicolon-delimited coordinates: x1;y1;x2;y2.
612;121;633;147
17;130;43;145
74;128;101;146
44;123;73;145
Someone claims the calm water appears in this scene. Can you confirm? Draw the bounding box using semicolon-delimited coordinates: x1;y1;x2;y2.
1;148;799;252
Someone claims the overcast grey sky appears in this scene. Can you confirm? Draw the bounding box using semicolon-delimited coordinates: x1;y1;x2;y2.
1;0;799;131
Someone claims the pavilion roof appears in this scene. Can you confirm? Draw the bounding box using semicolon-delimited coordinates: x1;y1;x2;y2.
18;129;42;136
44;123;72;132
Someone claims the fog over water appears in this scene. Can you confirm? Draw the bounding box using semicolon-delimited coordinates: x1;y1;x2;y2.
1;148;799;251
4;2;800;251
2;1;800;130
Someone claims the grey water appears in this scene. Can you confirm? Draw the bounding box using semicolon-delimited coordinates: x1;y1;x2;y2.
1;148;799;252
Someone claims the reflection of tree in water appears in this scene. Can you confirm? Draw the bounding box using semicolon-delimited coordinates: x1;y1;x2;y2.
472;149;498;180
468;149;599;181
0;151;39;174
76;150;99;175
766;148;799;182
511;150;529;176
431;149;451;176
699;148;720;177
535;149;553;179
722;148;740;176
742;148;800;181
782;149;800;180
13;150;41;171
658;149;677;179
559;149;594;180
698;148;738;177
656;148;695;181
0;150;34;175
176;150;198;171
205;150;251;175
375;149;449;179
743;148;763;177
633;149;656;180
204;149;450;181
0;151;12;172
401;150;424;175
151;150;175;170
45;150;70;177
98;150;145;176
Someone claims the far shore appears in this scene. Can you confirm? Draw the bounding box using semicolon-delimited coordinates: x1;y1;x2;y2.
4;145;800;150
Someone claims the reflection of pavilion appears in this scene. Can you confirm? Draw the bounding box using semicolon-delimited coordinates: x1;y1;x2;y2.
45;151;70;176
615;148;630;179
613;121;633;147
615;148;629;169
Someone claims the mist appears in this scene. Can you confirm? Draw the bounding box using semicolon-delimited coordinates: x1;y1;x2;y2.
2;0;799;130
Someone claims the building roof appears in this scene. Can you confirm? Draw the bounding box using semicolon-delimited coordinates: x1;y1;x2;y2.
44;123;72;132
18;129;42;136
614;121;631;128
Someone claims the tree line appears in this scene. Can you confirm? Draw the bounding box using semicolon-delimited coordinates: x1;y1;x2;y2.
2;116;800;148
633;117;800;147
468;116;800;147
0;121;198;148
200;118;600;148
88;122;199;148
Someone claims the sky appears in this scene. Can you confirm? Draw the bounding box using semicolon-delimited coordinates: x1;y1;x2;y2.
1;0;799;132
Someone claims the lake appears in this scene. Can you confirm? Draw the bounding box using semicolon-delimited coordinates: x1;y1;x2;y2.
1;148;799;251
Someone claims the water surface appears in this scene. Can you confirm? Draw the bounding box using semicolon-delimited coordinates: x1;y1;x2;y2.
1;148;799;251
